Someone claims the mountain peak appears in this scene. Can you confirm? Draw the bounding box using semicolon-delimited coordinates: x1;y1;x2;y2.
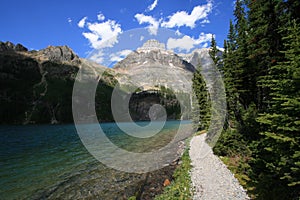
40;45;79;63
0;41;28;52
137;39;166;51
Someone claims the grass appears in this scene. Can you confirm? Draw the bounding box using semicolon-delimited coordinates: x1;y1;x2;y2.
219;154;257;199
154;140;193;200
220;155;252;187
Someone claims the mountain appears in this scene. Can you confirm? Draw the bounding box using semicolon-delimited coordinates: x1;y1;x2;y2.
114;40;195;93
0;40;211;124
0;41;116;124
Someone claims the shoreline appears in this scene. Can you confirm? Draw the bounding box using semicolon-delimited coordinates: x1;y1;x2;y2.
131;140;186;199
0;119;190;127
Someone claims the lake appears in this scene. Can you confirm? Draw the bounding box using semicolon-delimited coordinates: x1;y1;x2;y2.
0;120;192;199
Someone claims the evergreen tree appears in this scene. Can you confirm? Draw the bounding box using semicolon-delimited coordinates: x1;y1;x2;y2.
234;0;253;107
256;19;300;198
209;35;220;67
247;0;282;109
221;40;227;74
285;0;300;21
214;1;300;198
222;18;243;125
192;67;211;131
227;19;237;51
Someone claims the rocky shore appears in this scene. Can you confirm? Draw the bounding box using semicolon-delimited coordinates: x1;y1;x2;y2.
33;141;186;200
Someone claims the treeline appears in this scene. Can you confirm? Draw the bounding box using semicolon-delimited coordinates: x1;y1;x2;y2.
193;0;300;199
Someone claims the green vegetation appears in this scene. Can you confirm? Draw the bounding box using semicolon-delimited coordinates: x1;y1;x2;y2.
154;144;192;200
209;35;221;69
127;196;137;200
192;68;211;130
192;0;300;199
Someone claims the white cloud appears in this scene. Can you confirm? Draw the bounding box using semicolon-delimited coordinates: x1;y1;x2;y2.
97;13;105;21
68;18;72;24
147;0;159;11
89;50;104;63
82;19;122;49
175;29;182;36
197;32;213;44
82;32;98;47
202;43;209;48
161;0;212;28
167;36;195;52
140;36;145;41
167;32;212;52
201;19;210;24
217;46;224;51
135;13;160;35
78;16;88;28
110;49;132;62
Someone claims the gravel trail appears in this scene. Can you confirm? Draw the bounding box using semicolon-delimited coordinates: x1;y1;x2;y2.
189;134;250;200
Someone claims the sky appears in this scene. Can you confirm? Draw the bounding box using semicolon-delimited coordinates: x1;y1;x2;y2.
0;0;234;66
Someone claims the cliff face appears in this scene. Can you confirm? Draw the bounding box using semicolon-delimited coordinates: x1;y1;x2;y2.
111;40;199;121
129;90;181;121
114;40;194;72
0;42;116;124
114;40;196;93
0;51;41;123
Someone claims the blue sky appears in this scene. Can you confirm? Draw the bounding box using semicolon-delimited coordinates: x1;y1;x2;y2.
0;0;234;65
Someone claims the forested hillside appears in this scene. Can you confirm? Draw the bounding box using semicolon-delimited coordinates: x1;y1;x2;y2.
193;0;300;199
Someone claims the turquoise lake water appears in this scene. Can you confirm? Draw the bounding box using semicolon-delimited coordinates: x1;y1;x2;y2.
0;121;191;199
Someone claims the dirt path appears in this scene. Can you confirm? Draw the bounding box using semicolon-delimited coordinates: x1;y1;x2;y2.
189;134;250;200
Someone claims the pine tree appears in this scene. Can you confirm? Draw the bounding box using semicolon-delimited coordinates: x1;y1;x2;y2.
234;0;253;107
227;19;237;51
221;40;227;73
214;1;300;198
285;0;300;21
222;18;243;125
256;19;300;197
192;67;211;131
247;0;282;110
209;35;220;67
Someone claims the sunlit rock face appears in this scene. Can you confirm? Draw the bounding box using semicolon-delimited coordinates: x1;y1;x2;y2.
113;40;197;93
137;39;166;51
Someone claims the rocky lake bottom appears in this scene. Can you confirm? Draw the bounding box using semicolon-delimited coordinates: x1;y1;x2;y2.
0;121;191;199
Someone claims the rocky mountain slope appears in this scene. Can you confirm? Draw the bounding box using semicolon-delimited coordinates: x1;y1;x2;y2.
114;40;196;93
0;40;212;124
0;41;116;124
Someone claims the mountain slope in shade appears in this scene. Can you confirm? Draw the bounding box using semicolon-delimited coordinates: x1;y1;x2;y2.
0;41;116;124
